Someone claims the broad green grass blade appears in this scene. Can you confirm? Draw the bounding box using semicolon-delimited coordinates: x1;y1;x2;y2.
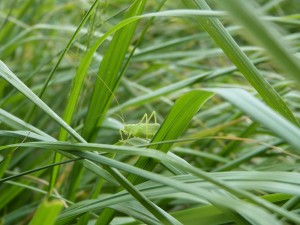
28;199;63;225
218;1;300;83
181;0;299;125
64;0;147;216
82;0;147;141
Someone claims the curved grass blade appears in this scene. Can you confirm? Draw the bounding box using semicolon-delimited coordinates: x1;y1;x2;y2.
0;130;54;142
0;108;54;140
59;150;285;225
4;140;300;224
105;166;182;225
57;169;298;224
0;61;85;143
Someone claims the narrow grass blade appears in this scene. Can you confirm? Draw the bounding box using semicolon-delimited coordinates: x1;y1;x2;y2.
0;61;86;143
59;150;285;225
25;0;100;122
181;0;299;125
0;130;54;142
0;108;54;140
212;88;300;151
48;0;100;200
218;1;300;83
105;166;182;225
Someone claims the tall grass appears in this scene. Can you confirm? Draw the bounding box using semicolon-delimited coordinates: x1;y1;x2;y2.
1;0;300;224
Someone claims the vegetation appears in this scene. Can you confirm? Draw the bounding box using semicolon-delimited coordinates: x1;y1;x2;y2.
1;0;300;224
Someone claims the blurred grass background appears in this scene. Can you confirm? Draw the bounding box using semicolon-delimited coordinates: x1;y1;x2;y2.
0;0;300;224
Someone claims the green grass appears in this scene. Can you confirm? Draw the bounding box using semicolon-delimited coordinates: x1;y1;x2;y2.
1;0;300;224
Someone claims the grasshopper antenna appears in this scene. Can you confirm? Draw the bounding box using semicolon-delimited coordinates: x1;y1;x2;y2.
96;74;125;124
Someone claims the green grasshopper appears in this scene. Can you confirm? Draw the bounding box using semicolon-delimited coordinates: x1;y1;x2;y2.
95;75;160;142
119;111;160;141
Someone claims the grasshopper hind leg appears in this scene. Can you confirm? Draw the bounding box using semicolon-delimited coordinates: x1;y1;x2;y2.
148;111;157;123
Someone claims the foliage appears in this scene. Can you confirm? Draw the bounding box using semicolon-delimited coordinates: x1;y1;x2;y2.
0;0;300;224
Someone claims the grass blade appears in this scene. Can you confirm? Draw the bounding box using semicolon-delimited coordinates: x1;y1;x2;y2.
212;88;300;151
181;0;299;125
82;0;147;141
218;1;300;83
28;199;63;225
0;61;85;143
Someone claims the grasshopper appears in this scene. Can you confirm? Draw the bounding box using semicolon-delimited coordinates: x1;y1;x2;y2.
119;111;160;141
95;74;160;141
